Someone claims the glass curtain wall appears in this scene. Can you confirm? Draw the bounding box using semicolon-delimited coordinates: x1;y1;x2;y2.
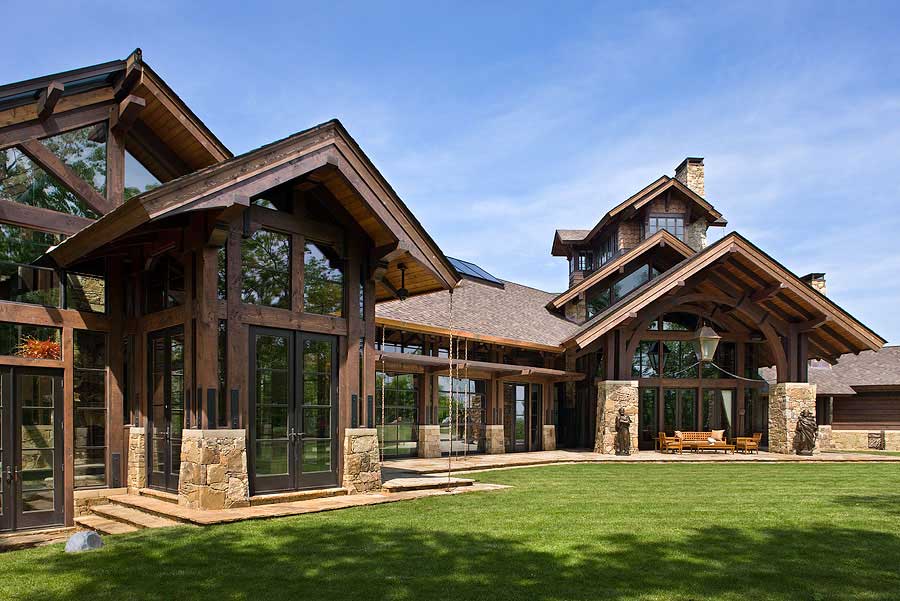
437;376;486;454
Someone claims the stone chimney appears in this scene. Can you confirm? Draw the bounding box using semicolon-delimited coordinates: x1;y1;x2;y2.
674;157;704;197
802;273;827;296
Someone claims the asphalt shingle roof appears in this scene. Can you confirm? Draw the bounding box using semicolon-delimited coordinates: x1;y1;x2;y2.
761;346;900;395
376;278;579;348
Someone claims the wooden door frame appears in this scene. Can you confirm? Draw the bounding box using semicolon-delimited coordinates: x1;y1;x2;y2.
146;325;184;492
2;367;65;531
248;327;339;495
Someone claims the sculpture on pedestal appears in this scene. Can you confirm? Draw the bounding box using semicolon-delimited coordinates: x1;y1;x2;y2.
615;408;631;456
795;409;818;456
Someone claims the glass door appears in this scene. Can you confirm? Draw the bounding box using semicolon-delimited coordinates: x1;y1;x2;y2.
638;388;658;450
663;388;697;434
147;327;184;492
702;389;736;439
250;328;338;494
529;384;542;451
503;383;528;452
297;334;338;489
0;368;64;532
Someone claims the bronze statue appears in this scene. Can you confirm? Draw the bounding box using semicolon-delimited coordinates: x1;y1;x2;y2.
615;408;632;456
795;409;818;456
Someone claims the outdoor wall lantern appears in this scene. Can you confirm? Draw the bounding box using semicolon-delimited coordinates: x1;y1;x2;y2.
397;263;409;301
693;324;722;363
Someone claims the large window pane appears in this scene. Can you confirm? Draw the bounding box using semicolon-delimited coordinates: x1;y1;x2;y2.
303;242;343;316
613;264;651;300
586;287;611;320
66;273;106;313
663;340;698;378
242;229;290;308
0;262;59;307
124;150;161;200
632;340;659;378
376;371;419;458
0;322;61;359
0;133;100;218
74;330;106;489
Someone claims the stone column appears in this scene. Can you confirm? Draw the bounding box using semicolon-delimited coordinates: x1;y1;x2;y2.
595;380;639;455
342;428;382;493
768;383;816;454
417;425;441;458
178;430;249;510
542;425;556;451
127;427;146;492
484;424;505;454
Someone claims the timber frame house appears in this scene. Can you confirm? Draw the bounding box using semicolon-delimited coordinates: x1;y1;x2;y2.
0;52;891;534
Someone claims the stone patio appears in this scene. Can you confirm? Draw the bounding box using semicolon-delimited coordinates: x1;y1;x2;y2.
382;448;900;475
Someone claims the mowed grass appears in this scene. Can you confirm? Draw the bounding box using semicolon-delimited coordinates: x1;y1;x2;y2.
3;463;900;601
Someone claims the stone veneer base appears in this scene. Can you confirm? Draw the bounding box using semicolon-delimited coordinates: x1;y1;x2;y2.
417;425;441;458
342;428;382;493
485;425;505;454
178;429;250;510
595;380;639;455
542;425;556;451
768;383;817;454
126;427;147;492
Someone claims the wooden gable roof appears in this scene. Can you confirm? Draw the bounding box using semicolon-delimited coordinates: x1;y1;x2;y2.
548;229;694;310
564;232;885;363
49;119;459;299
551;175;726;256
0;49;231;183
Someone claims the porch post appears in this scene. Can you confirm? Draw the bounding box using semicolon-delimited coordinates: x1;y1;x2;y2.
768;383;817;454
595;380;639;454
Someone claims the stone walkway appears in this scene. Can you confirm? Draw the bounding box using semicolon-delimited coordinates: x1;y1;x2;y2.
102;481;503;527
383;449;900;475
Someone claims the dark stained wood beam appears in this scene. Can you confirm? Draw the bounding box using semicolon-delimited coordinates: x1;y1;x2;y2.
0;103;112;150
0;197;94;236
795;314;830;332
36;81;65;121
17;139;113;215
110;95;145;136
373;240;410;263
751;282;786;303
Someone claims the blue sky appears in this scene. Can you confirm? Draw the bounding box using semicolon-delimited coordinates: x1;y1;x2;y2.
3;1;899;343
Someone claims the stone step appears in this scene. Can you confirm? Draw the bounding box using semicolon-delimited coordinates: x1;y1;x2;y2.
0;527;73;553
108;495;197;524
138;487;179;504
250;487;348;507
382;477;474;493
75;515;140;536
90;503;182;530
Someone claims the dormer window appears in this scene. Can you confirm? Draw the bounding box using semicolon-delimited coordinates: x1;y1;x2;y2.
646;215;685;241
575;251;593;273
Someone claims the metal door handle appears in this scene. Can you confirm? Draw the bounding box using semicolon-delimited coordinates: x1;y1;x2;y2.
289;429;306;443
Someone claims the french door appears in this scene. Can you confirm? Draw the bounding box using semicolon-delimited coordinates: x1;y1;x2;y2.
250;328;338;494
503;383;542;452
663;388;697;434
147;327;185;492
0;367;64;532
638;388;659;450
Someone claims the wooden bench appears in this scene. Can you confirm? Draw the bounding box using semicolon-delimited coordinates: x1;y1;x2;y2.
677;432;734;454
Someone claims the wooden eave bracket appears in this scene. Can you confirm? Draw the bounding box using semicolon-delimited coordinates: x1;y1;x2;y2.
37;81;65;121
750;282;786;303
110;95;146;136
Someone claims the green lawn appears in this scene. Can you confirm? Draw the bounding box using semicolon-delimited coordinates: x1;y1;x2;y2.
3;463;900;601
